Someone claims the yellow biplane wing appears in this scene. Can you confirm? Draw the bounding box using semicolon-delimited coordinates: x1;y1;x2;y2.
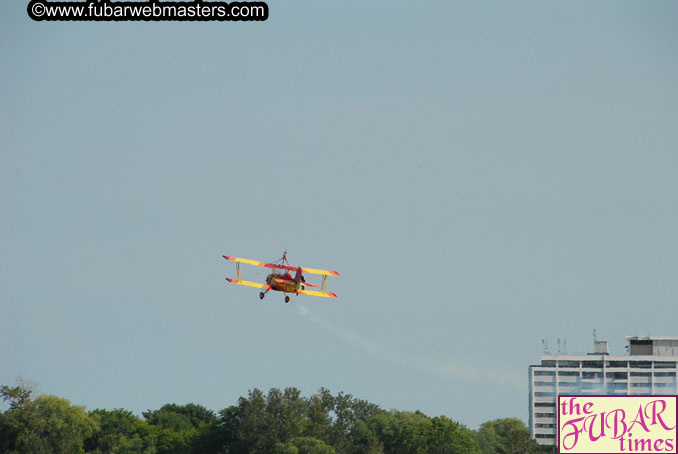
225;278;271;290
296;289;337;298
223;256;267;267
223;255;339;277
299;267;340;277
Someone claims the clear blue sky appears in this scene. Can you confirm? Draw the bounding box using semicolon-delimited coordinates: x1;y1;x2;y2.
1;0;677;429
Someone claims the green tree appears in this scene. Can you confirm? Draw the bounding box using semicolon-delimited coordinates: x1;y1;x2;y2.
360;410;479;454
219;388;270;453
275;437;336;454
274;441;300;454
366;411;428;454
424;416;480;454
143;403;216;430
264;387;307;444
1;385;97;454
152;425;195;454
305;388;334;441
220;387;319;453
85;408;146;454
0;384;33;410
475;418;538;454
0;382;495;454
330;392;381;452
142;403;218;454
347;419;384;454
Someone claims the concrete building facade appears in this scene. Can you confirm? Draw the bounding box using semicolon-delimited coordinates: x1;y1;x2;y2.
528;335;678;445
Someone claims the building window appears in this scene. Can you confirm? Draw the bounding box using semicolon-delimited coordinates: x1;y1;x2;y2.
630;372;651;377
558;360;580;367
558;371;580;376
607;361;628;367
536;434;555;439
606;372;628;379
558;382;579;387
655;383;676;388
536;423;556;428
630;361;652;369
582;372;603;379
534;370;555;376
655;362;677;369
541;360;556;367
535;392;555;397
582;361;603;368
654;372;676;377
534;402;556;407
535;413;554;418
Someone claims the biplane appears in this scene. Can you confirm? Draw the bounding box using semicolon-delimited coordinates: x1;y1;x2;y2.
223;251;339;303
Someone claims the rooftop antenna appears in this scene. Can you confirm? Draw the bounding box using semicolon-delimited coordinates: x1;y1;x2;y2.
564;339;567;353
558;338;561;354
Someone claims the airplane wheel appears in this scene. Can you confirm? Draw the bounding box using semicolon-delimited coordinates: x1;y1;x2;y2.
285;296;290;303
259;292;265;300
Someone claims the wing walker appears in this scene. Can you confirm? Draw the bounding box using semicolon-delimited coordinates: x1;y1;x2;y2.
223;251;339;303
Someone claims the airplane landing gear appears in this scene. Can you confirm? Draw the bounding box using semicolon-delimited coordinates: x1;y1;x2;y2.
259;292;265;300
285;295;290;303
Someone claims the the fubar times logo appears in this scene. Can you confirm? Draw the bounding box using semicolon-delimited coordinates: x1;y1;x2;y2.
558;395;677;453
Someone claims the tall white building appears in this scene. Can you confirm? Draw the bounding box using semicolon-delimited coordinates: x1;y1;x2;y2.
528;335;678;446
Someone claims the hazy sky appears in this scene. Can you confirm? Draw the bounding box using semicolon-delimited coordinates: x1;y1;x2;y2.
1;0;677;429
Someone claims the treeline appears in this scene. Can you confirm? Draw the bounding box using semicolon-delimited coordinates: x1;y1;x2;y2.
0;383;543;454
